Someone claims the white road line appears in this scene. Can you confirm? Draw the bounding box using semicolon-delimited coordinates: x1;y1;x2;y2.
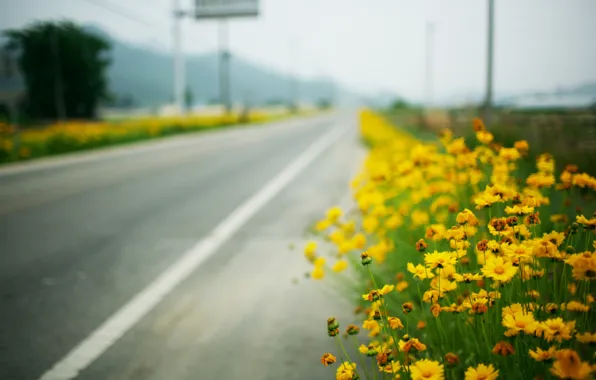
37;124;347;380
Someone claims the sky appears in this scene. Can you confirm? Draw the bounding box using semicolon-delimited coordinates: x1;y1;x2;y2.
2;0;595;103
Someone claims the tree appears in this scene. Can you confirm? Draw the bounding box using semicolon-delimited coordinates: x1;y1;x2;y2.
4;21;111;120
390;98;410;110
317;98;332;110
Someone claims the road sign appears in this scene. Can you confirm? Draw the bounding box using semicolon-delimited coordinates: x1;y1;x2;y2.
195;0;259;19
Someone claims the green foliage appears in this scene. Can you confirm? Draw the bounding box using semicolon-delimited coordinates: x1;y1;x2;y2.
389;98;410;110
4;21;111;120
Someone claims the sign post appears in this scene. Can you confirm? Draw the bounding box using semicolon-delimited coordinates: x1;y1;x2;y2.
195;0;259;19
194;0;259;114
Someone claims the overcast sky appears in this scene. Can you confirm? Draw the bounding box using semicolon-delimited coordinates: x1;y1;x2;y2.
2;0;595;101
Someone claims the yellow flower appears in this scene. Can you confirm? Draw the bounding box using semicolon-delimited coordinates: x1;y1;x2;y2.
329;230;345;244
409;359;444;380
332;260;348;273
321;352;337;366
352;233;367;249
380;361;401;375
396;280;409;292
576;332;596;344
388;316;404;329
399;337;426;353
550;349;594;380
408;263;434;280
314;257;326;267
363;215;379;234
411;210;430;227
315;219;331;231
565;252;596;281
499;147;521;161
379;284;395;295
304;241;317;259
456;208;479;226
424;251;457;269
529;346;557;362
453;272;483;283
537;153;555;173
566;301;590;312
362;319;380;336
326;206;343;223
312;266;324;280
425;224;446;241
474;192;502;209
476;130;494;144
514;140;529;151
540;318;576;343
341;221;356;235
527;172;555;188
482;256;518;283
385;214;403;229
465;364;499;380
336;362;357;380
543;231;566;246
338;240;354;254
504;205;534;215
502;311;537;336
502;243;534;262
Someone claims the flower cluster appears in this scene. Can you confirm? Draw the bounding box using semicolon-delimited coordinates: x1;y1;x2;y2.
0;109;292;163
310;110;596;379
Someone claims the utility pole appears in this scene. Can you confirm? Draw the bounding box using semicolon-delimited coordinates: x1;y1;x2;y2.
425;22;434;111
484;0;495;125
288;40;298;112
219;19;231;113
172;0;185;114
51;26;66;122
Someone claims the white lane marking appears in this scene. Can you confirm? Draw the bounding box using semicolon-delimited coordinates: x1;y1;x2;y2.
37;124;346;380
0;114;330;178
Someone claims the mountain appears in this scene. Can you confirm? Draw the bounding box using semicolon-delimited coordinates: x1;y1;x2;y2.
83;25;363;108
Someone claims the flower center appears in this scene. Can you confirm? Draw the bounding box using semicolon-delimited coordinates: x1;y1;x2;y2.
515;320;526;328
494;266;505;275
422;371;433;378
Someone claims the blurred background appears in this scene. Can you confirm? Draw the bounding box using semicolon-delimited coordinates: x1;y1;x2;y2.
2;0;594;116
0;1;595;380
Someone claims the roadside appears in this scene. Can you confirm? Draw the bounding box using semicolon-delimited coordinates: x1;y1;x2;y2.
0;112;335;178
0;109;328;166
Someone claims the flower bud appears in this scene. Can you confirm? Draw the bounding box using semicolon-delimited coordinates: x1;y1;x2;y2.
327;317;339;331
415;239;428;252
444;352;459;366
360;251;372;266
402;302;413;314
346;324;360;335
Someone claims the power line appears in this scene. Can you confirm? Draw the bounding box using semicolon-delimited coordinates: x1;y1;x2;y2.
80;0;159;28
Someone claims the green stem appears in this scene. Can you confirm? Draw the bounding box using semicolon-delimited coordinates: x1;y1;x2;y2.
336;337;358;377
350;336;371;380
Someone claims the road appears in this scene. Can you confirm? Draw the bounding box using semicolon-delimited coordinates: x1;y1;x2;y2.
0;112;364;380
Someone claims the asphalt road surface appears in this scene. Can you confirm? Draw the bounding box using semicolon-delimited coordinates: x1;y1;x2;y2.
0;112;364;380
